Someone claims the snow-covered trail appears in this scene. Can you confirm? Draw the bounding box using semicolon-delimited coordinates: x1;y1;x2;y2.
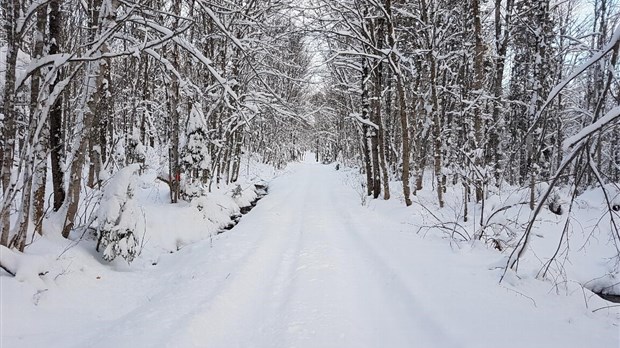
4;159;617;348
172;160;459;348
76;160;457;348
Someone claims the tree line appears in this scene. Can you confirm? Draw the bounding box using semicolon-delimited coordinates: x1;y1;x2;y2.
308;0;620;267
0;0;312;251
310;0;618;207
1;0;619;271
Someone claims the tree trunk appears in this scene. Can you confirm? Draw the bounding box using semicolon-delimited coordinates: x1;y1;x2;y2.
31;4;49;235
361;58;373;196
0;0;21;246
49;0;65;212
370;100;381;199
62;112;92;238
369;54;381;198
489;0;514;183
431;58;444;208
16;3;50;244
385;0;411;206
375;18;390;200
396;76;412;206
472;0;485;203
169;75;180;203
13;147;33;251
168;0;182;203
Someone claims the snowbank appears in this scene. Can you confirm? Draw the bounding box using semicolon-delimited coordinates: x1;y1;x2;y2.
0;154;277;285
354;166;620;304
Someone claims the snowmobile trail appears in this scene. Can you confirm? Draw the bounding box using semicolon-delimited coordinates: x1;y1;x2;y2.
162;160;454;348
67;160;454;348
42;159;617;348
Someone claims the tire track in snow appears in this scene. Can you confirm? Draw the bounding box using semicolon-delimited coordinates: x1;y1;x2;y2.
274;164;459;348
332;191;461;348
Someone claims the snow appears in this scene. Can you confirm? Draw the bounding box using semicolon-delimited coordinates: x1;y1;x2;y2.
0;246;50;289
351;112;379;129
1;157;618;347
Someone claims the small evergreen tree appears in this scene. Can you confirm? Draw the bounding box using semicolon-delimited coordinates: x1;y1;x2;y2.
181;103;211;188
96;165;142;263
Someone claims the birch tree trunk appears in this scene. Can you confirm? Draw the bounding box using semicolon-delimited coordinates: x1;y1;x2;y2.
472;0;485;203
374;17;391;200
361;58;373;196
0;0;21;246
11;2;50;249
31;3;49;236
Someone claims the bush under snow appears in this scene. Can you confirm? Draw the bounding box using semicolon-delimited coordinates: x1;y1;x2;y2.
96;164;144;263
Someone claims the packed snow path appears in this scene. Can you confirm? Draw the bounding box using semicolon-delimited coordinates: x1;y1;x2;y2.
159;162;464;348
4;159;617;348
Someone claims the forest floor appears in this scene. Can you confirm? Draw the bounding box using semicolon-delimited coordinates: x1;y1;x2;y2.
2;157;619;347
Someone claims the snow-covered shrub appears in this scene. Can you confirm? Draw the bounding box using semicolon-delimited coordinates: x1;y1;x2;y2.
231;184;258;208
342;170;367;206
96;164;143;263
191;193;239;230
181;180;207;201
181;103;211;179
231;184;243;198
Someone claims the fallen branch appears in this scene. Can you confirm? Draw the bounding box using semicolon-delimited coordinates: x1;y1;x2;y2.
0;262;16;276
592;304;620;313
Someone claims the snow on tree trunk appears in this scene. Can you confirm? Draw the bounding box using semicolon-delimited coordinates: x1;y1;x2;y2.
31;3;48;236
0;0;21;247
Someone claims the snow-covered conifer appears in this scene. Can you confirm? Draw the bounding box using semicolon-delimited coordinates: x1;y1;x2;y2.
182;103;211;182
96;164;143;263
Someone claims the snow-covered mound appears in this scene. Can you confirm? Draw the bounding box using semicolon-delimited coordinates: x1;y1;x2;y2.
0;153;277;285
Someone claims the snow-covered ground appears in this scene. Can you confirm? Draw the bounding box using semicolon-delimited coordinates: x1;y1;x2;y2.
2;156;619;347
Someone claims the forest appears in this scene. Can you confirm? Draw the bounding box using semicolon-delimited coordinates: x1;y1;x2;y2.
1;0;619;346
